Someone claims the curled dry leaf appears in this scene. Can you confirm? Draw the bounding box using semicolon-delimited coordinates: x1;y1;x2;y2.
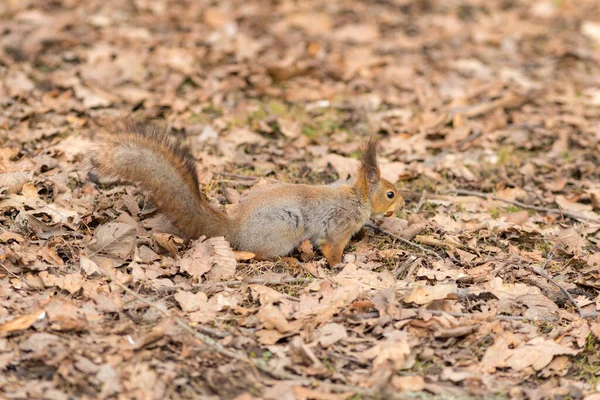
317;323;347;347
490;277;560;319
153;233;184;256
403;283;458;305
80;255;102;277
45;297;88;331
87;222;136;259
257;304;298;334
234;250;255;261
174;291;208;313
359;331;411;370
0;311;44;333
0;172;33;194
38;271;85;295
334;263;396;292
506;337;580;372
31;203;81;229
289;336;326;371
205;237;237;281
180;236;237;280
250;284;287;305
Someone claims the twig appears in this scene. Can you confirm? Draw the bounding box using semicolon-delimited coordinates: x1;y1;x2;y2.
210;276;312;288
365;222;443;260
102;271;396;399
0;263;35;290
394;255;418;278
157;276;313;294
457;128;483;151
521;252;584;317
582;312;600;319
413;190;426;213
344;308;558;322
423;308;558;322
443;189;600;224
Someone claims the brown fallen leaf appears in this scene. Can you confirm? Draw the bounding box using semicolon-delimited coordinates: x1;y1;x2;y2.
403;283;458;305
391;375;425;392
250;284;287;305
359;331;411;370
174;291;208;313
87;221;137;259
0;311;44;333
0;171;33;194
316;323;347;347
205;237;237;281
506;337;580;371
132;325;166;350
234;250;255;261
45;297;88;331
257;304;299;334
153;233;184;256
180;236;237;280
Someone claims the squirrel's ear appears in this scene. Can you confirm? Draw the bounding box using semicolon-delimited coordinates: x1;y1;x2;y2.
365;167;379;185
360;137;380;187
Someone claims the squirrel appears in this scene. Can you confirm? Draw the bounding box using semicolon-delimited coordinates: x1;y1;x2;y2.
93;120;404;266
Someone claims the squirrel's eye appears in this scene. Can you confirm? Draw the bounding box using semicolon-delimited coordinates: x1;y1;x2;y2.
386;191;395;199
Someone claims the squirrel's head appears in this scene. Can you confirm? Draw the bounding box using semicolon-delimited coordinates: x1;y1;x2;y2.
358;138;405;218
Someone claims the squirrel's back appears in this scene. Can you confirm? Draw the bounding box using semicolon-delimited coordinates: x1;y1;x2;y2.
93;120;230;239
229;183;370;259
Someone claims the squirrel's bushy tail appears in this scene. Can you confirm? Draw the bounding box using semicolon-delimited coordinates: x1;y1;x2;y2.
94;120;231;239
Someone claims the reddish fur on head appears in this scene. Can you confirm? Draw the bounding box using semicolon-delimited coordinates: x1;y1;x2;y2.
356;136;404;217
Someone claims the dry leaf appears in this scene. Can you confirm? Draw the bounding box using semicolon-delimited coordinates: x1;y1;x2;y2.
317;323;347;347
506;337;580;371
180;236;237;280
174;291;209;313
87;222;136;259
403;283;458;305
0;311;44;333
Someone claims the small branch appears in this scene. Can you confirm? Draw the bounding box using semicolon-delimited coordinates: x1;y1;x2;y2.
521;252;583;317
365;222;443;260
0;263;35;290
344;308;558;322
582;312;600;319
443;189;600;224
394;255;418;278
212;276;312;287
157;276;313;294
423;308;558;322
413;190;426;213
457;128;483;151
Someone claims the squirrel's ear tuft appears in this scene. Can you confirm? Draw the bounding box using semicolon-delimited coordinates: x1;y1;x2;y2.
113;118;164;138
359;137;380;184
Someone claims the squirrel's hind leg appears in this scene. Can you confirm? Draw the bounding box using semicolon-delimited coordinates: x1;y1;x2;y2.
320;242;343;266
320;231;353;266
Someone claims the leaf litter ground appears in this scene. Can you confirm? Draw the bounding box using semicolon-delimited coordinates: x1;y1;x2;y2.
1;0;600;399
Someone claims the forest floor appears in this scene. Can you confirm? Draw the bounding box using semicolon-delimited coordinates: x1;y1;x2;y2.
2;0;600;399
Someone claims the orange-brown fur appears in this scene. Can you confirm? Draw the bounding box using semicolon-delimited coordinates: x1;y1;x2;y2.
93;121;404;265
